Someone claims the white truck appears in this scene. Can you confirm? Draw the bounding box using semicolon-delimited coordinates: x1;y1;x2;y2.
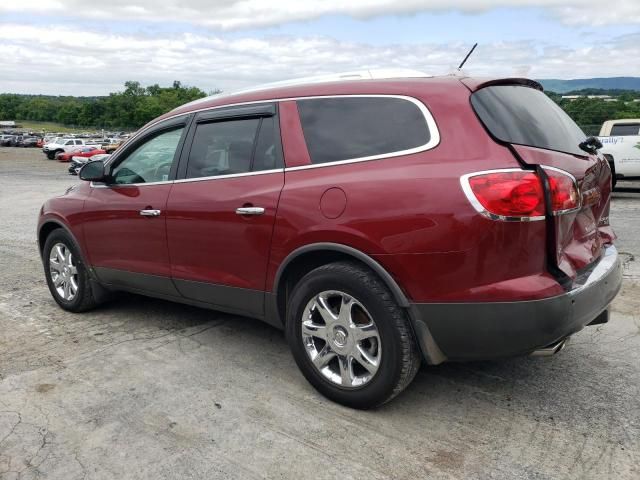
43;138;101;160
598;119;640;187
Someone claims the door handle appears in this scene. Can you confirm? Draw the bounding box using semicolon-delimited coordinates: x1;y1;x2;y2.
139;209;161;217
235;206;265;216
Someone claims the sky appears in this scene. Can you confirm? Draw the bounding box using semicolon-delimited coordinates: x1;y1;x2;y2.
0;0;639;96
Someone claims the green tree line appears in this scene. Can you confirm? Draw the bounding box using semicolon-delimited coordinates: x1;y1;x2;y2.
0;81;210;130
546;90;640;134
1;81;639;132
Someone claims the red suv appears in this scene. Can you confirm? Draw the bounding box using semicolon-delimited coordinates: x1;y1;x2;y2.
38;73;622;408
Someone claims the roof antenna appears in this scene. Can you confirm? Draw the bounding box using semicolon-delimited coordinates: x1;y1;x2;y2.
457;43;478;71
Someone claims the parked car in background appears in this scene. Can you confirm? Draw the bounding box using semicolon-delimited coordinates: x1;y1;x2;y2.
101;138;123;154
38;72;622;408
6;135;24;146
69;153;110;175
0;135;15;146
598;119;640;187
43;138;100;160
16;136;39;148
57;146;106;162
37;136;56;148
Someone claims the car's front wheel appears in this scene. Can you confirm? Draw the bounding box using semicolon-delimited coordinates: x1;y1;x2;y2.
43;229;101;312
286;261;421;409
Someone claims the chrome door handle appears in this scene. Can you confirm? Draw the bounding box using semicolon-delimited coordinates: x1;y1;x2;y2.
235;206;265;216
139;209;161;217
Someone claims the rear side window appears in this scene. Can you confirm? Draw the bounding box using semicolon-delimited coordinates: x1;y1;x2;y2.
471;86;587;157
297;96;431;164
610;123;640;136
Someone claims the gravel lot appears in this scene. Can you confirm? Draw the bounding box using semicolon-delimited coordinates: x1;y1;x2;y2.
1;147;639;480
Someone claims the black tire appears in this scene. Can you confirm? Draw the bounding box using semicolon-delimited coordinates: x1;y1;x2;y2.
43;228;101;312
286;261;421;409
605;155;617;189
46;151;55;160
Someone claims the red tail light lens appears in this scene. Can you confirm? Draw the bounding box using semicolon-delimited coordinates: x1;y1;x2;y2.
545;168;580;213
462;168;580;221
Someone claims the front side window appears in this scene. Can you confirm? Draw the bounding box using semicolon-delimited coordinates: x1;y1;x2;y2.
296;96;431;164
186;116;282;179
111;127;183;185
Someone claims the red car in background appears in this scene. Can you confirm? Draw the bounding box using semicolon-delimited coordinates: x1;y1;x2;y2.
56;147;107;162
37;72;622;408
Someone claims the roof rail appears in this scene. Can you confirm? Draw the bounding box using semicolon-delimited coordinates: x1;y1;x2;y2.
176;68;431;111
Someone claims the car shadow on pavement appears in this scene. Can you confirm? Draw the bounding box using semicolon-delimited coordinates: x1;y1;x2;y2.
89;290;631;424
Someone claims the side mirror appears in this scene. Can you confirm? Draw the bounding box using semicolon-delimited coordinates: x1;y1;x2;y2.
79;160;107;182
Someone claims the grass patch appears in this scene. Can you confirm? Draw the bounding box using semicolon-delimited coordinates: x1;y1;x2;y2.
16;121;98;134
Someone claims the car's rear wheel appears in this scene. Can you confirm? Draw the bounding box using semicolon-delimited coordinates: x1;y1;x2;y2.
43;229;101;312
286;261;421;409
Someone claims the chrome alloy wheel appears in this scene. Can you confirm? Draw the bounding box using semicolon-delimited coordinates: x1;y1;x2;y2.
301;290;381;388
49;243;78;301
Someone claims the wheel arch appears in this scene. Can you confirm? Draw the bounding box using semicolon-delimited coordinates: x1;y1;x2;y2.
38;219;81;259
272;243;410;324
271;242;447;365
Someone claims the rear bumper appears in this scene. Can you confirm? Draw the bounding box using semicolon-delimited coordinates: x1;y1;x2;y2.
410;245;622;363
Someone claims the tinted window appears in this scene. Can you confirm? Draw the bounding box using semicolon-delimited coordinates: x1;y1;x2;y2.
186;118;260;179
252;117;282;171
111;127;183;185
471;86;587;157
297;97;430;164
610;123;640;136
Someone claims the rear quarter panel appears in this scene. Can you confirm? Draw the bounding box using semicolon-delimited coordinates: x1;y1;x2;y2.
268;82;559;302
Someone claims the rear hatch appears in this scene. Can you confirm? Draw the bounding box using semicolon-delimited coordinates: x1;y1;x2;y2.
467;80;614;280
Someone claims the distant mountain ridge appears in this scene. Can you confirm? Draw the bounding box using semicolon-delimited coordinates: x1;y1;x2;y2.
537;77;640;93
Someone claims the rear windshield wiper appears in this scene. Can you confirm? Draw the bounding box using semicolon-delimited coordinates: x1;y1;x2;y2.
579;136;603;154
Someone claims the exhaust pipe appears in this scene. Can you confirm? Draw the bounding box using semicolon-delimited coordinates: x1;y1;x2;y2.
531;337;569;357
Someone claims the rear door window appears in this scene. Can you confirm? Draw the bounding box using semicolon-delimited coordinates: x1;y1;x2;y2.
185;116;282;179
296;96;431;164
471;85;587;157
610;123;640;136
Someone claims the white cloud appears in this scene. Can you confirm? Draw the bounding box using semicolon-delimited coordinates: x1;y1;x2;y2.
0;24;638;95
0;1;639;28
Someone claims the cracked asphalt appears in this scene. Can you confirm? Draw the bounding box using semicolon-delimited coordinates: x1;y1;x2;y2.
1;147;639;479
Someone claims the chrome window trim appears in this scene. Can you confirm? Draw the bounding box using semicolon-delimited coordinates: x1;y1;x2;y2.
94;94;440;186
91;168;284;188
90;180;173;188
174;168;284;184
459;168;546;222
111;94;440;169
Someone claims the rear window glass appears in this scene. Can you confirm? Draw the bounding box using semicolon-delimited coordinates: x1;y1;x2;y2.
471;86;587;157
297;97;430;164
610;123;640;136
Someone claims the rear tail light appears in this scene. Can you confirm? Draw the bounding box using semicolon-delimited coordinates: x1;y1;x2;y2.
544;167;580;213
461;167;580;221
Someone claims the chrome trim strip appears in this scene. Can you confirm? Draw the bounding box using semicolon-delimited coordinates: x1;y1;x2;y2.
90;180;173;188
459;168;546;222
107;94;440;171
173;168;283;184
90;168;284;188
